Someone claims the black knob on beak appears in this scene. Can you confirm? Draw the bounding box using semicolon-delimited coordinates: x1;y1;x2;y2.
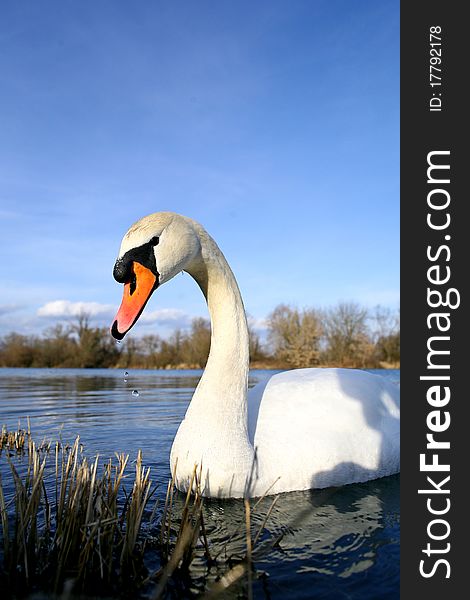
113;258;131;283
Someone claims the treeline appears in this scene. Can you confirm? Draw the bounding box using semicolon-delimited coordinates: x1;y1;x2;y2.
0;315;120;369
267;303;399;369
0;303;399;370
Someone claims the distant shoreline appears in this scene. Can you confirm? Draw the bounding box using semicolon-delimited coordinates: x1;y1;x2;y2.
0;362;400;371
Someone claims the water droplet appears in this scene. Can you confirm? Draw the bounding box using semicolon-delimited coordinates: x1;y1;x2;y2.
132;390;139;397
115;340;121;345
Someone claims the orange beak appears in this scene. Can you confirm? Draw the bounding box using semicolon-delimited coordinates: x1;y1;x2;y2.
111;262;157;340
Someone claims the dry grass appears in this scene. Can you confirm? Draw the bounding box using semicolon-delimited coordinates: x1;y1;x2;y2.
1;425;156;596
1;425;278;598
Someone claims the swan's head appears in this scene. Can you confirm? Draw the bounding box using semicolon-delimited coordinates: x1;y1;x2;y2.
110;212;200;340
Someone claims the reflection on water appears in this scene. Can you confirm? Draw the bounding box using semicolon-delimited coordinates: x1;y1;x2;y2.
0;368;399;599
186;476;399;599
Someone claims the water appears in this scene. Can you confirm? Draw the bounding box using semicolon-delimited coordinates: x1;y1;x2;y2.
0;368;400;599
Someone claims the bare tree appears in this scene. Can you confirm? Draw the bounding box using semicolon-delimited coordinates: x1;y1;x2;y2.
246;315;267;363
0;333;36;367
370;305;399;341
371;305;400;365
181;318;211;367
71;312;119;368
267;304;321;368
41;324;77;367
322;302;372;367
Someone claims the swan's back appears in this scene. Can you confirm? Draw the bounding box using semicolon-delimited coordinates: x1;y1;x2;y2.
248;369;400;494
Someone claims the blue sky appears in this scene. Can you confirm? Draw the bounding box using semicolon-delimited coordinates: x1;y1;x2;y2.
0;0;399;339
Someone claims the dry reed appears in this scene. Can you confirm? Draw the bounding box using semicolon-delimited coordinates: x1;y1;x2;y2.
1;425;156;596
1;424;278;598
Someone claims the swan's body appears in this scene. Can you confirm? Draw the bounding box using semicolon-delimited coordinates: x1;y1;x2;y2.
111;212;400;498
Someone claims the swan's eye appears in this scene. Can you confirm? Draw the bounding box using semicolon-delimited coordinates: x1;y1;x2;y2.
150;236;159;246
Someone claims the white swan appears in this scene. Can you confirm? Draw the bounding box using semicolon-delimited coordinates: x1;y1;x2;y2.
111;212;400;498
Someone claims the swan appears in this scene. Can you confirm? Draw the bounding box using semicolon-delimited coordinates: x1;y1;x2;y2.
110;212;400;498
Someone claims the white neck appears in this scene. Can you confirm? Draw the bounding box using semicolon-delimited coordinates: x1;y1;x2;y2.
170;224;255;496
187;227;250;421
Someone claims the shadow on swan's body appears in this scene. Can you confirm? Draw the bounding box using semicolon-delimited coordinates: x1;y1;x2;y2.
110;212;400;498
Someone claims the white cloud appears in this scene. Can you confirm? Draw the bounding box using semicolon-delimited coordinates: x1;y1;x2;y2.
37;300;115;319
139;308;192;328
35;300;194;333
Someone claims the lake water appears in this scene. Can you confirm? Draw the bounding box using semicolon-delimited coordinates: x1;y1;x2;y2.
0;368;400;599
